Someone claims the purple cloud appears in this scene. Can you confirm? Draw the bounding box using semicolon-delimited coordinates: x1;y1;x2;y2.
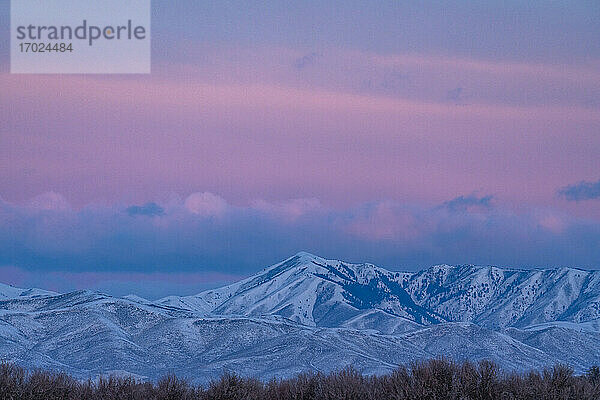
443;194;494;212
294;52;320;69
559;179;600;201
446;87;464;103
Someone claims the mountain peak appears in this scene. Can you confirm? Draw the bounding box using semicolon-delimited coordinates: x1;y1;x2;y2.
293;251;318;259
286;251;324;264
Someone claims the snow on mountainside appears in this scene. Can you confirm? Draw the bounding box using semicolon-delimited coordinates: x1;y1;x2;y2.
166;252;439;330
1;252;600;382
406;264;600;329
162;252;600;331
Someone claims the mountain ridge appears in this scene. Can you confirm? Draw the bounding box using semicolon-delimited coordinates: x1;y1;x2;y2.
1;252;599;383
160;252;600;331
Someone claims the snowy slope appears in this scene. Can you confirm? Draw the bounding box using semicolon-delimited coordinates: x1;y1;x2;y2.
167;252;442;328
1;294;596;383
0;282;57;300
405;264;600;328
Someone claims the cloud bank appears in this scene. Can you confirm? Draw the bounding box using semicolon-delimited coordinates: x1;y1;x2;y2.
1;191;599;298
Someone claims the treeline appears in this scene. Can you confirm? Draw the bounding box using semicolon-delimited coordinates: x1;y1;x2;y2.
1;359;600;400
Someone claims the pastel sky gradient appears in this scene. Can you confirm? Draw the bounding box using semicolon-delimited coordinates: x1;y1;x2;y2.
0;1;599;298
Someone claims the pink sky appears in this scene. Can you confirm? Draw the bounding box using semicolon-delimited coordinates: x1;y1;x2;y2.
1;49;599;219
1;2;599;297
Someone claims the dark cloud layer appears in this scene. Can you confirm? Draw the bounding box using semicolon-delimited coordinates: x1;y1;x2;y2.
559;179;600;201
1;193;598;289
442;194;493;212
126;202;165;217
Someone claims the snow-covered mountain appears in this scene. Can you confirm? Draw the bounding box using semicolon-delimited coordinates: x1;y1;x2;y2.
161;252;600;331
164;252;436;331
1;252;599;383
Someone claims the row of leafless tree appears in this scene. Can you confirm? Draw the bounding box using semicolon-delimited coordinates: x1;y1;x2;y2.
1;359;599;400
